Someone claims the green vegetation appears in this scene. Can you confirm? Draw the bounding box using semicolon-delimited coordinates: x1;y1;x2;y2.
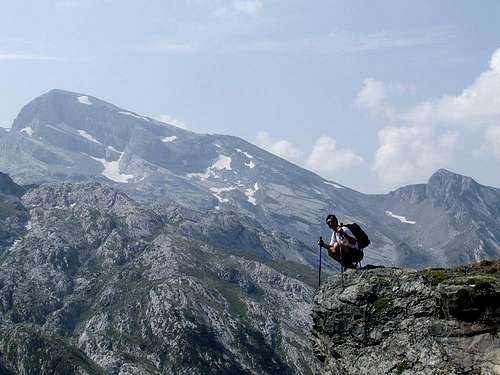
373;296;392;312
207;277;247;318
423;269;448;287
369;276;390;287
396;360;410;374
461;276;496;287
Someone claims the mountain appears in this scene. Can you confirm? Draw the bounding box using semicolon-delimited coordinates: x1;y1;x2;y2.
0;90;499;374
0;89;499;269
311;261;500;374
369;169;500;265
0;180;320;374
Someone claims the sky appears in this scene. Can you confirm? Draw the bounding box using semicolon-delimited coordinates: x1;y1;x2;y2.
1;0;500;193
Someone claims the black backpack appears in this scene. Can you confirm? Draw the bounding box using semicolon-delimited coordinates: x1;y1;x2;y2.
344;223;370;249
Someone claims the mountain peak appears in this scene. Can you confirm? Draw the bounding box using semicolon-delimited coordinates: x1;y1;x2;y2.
427;168;477;199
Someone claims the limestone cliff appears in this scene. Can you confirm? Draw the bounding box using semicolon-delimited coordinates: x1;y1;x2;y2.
311;262;500;374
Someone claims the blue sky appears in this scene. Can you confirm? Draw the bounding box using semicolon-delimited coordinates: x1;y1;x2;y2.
1;0;500;192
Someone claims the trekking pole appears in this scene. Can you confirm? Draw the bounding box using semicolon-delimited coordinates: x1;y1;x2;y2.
318;237;322;288
339;242;344;290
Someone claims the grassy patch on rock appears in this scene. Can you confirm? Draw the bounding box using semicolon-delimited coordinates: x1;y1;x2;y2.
423;269;448;287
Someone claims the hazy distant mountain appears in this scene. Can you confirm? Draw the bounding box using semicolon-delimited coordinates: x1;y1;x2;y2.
0;89;499;267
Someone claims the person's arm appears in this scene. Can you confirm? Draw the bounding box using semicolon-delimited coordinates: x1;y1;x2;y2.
318;238;332;250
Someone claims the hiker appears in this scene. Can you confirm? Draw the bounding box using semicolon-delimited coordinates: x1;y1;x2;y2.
318;214;364;269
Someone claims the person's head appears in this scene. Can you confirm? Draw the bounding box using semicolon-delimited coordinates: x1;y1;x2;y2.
325;214;338;230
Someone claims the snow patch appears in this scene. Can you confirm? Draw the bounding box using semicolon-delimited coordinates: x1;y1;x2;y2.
385;211;416;224
213;155;232;170
209;186;236;203
119;111;150;122
245;161;256;169
236;148;254;159
324;181;344;189
78;130;100;144
245;182;259;206
209;186;236;194
187;155;232;181
107;145;122;153
90;153;134;183
212;194;229;203
77;96;92;105
20;127;33;137
162;136;177;143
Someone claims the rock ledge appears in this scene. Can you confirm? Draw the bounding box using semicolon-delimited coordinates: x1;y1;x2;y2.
311;261;500;375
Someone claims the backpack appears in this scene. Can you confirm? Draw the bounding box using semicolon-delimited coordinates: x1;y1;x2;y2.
344;223;370;249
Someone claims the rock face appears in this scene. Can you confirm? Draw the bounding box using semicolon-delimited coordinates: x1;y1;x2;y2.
0;181;320;374
2;90;499;268
0;324;104;374
311;261;500;374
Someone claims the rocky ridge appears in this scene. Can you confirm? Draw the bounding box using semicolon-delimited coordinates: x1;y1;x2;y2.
311;261;500;374
0;180;321;374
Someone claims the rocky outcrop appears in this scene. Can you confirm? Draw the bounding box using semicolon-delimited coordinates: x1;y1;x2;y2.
0;324;105;374
0;181;320;374
311;261;500;374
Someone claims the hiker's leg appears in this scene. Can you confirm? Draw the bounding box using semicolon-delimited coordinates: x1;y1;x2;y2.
338;246;355;269
328;243;341;262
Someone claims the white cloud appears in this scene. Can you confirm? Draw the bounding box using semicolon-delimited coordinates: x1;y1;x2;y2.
403;48;500;128
157;114;188;129
254;131;303;163
356;48;500;189
254;132;364;180
306;136;363;177
482;126;500;159
355;78;396;119
374;126;458;189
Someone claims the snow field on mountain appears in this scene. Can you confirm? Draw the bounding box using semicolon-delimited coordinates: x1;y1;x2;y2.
187;155;232;181
209;186;236;203
78;130;101;144
245;182;259;206
20;127;33;137
323;181;344;189
90;153;134;183
77;96;92;105
385;211;416;224
119;111;150;122
236;148;254;159
162;136;177;143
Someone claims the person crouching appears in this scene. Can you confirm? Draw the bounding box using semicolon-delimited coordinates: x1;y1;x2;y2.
318;214;363;269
